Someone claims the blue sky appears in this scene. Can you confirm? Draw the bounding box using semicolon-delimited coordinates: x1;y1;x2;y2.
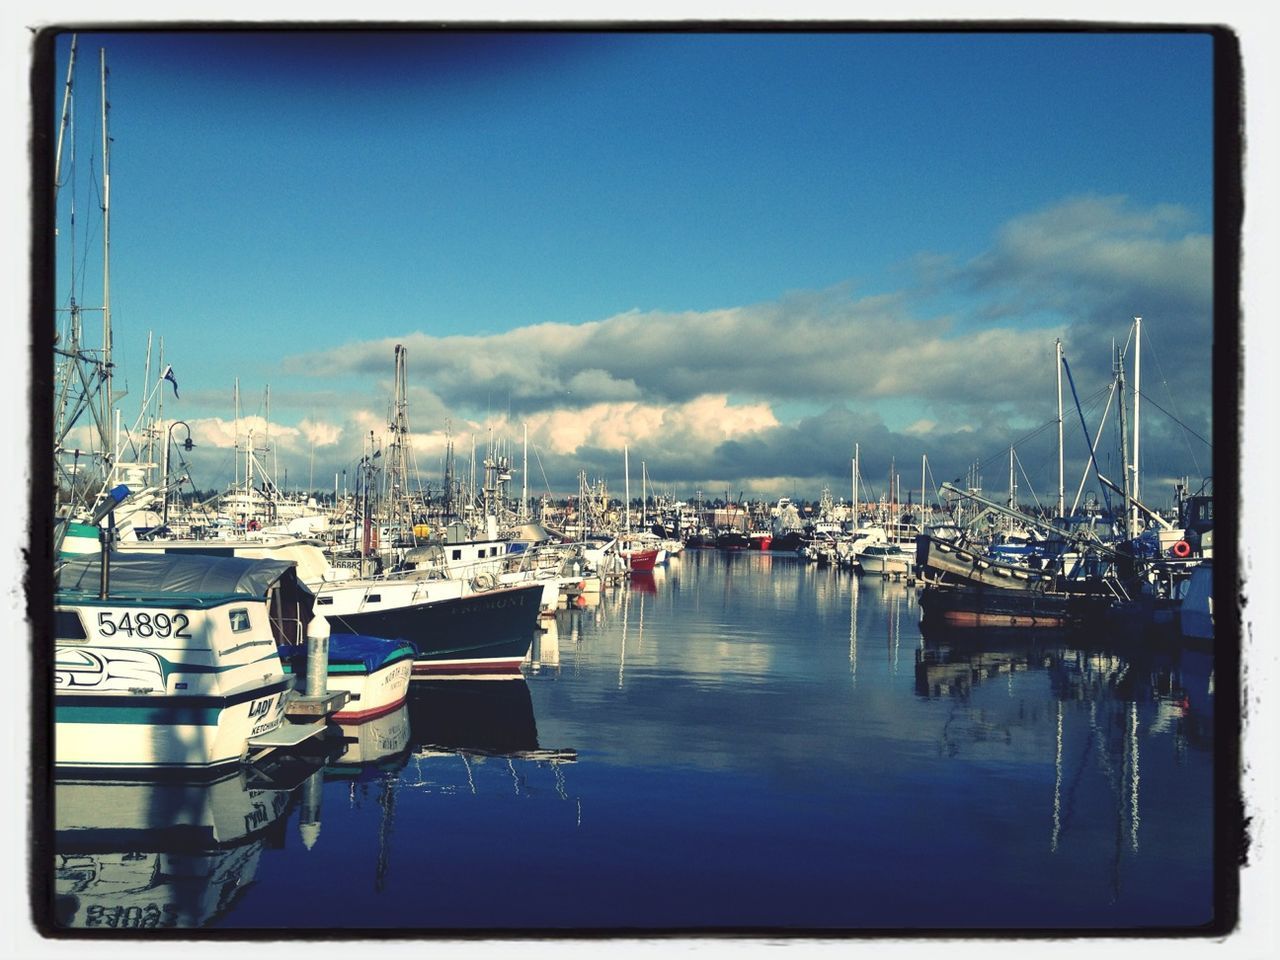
49;28;1218;507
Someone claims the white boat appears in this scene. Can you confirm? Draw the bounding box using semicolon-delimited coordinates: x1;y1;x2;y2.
855;543;913;576
279;632;416;723
54;552;322;774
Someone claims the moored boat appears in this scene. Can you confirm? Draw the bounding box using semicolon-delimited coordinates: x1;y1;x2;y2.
715;528;751;551
278;633;416;722
623;548;660;572
314;577;544;677
918;583;1113;630
54;552;317;775
855;542;912;576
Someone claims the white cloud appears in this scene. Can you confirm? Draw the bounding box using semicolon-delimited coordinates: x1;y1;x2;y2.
224;195;1215;496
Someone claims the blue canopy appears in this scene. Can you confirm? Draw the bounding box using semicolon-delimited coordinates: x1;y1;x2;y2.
280;633;417;675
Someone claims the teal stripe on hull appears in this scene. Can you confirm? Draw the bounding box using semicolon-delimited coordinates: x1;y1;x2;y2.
56;704;224;725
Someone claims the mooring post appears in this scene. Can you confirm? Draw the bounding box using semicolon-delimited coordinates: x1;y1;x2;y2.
305;613;330;699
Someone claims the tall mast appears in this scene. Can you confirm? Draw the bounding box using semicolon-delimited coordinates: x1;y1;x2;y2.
641;461;647;530
54;36;78;202
234;379;241;495
521;422;528;522
1131;316;1142;535
267;384;275;494
1115;340;1133;540
624;445;631;534
443;420;454;517
387;344;415;534
99;48;113;443
1009;445;1016;533
920;454;926;531
853;442;859;525
1056;337;1065;519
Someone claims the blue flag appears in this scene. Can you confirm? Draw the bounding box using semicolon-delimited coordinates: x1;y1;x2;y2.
162;365;180;399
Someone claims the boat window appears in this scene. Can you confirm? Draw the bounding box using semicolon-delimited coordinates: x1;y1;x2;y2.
452;549;462;560
367;594;381;603
317;596;334;606
228;608;251;633
55;610;87;641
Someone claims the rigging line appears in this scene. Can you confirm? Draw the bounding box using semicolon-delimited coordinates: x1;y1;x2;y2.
1136;390;1212;450
530;442;554;498
1013;448;1045;514
971;381;1112;477
974;418;1058;474
1062;355;1115;517
1142;334;1205;475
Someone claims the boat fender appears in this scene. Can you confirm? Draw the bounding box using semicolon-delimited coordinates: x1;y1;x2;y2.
472;572;496;592
1171;540;1192;558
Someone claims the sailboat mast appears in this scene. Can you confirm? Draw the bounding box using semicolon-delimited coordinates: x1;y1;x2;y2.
624;445;631;534
1131;316;1142;535
99;48;113;445
1056;338;1065;519
234;378;241;496
921;454;926;531
1115;340;1133;540
521;422;528;522
641;462;647;530
1009;446;1016;533
853;442;859;525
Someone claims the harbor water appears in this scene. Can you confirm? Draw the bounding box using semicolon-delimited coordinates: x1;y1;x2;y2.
50;549;1220;933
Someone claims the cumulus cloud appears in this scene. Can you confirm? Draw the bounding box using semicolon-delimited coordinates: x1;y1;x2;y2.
240;195;1216;498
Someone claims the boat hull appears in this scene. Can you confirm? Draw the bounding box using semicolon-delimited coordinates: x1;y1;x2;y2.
715;531;751;550
769;531;805;553
54;677;293;774
915;534;1059;590
318;583;542;676
280;634;416;722
624;549;660;572
919;585;1110;630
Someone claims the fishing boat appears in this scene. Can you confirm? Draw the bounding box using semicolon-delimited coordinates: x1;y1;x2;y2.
918;583;1113;630
121;536;543;676
714;528;751;551
277;633;416;722
617;531;667;567
622;547;660;572
312;575;544;677
54;552;324;775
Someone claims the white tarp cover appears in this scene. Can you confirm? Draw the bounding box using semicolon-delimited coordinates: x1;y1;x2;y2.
57;552;302;599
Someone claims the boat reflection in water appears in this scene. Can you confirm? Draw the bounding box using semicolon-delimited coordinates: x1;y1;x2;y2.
526;616;561;674
327;704;413;774
53;765;315;930
401;677;577;795
913;625;1214;877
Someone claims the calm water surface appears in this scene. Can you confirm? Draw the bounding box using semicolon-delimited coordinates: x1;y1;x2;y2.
52;549;1220;933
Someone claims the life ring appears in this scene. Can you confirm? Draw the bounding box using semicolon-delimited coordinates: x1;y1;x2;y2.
471;572;496;592
1171;540;1192;558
